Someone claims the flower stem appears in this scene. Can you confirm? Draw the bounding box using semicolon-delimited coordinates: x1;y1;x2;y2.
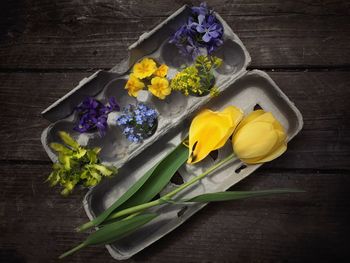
59;242;86;259
106;153;236;221
163;153;236;199
79;153;236;231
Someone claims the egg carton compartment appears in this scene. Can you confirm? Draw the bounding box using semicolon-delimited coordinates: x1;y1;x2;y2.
84;70;303;260
41;5;251;168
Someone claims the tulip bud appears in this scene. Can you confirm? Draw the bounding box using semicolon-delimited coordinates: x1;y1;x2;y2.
232;110;287;164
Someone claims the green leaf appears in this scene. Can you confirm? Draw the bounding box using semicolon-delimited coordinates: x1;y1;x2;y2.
87;149;98;164
47;171;60;186
118;142;188;210
80;170;88;179
77;141;188;232
52;163;62;170
58;154;71;170
61;188;71;196
90;170;102;182
92;164;114;176
58;131;80;150
86;213;157;245
212;56;223;68
48;131;118;196
93;147;101;154
77;159;159;231
49;143;72;155
106;166;118;174
73;148;87;159
59;213;157;259
185;189;305;203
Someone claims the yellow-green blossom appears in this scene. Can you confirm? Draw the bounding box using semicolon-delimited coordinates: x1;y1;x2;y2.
210;86;220;97
170;55;222;96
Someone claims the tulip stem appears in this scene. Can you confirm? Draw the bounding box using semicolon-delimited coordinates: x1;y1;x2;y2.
163;153;236;199
78;153;237;231
103;153;237;223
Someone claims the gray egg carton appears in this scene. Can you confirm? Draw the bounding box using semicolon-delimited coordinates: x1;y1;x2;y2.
41;5;250;167
40;5;303;260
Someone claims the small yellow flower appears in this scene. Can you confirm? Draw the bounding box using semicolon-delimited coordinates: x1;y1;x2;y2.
125;74;145;97
232;110;287;164
148;77;171;100
188;106;244;164
133;58;157;79
154;64;169;77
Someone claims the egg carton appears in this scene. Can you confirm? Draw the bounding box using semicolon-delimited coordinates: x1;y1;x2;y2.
41;5;250;167
40;5;303;260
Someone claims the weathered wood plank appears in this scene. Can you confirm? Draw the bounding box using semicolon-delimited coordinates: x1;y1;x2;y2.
0;0;349;69
0;71;349;169
0;163;348;262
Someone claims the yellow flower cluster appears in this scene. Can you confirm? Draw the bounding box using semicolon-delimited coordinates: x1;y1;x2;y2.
170;55;222;96
170;66;201;96
125;58;171;100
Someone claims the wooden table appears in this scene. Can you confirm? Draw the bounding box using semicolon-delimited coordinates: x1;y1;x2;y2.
1;1;349;262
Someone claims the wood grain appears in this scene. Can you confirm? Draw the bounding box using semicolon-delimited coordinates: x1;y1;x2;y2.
0;71;349;169
0;1;349;262
0;0;349;69
0;163;348;263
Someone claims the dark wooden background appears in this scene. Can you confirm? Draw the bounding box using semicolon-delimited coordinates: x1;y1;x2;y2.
1;0;349;262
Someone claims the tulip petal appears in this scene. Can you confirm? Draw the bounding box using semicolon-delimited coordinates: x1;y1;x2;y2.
251;112;286;134
272;117;286;133
235;109;265;133
249;143;287;164
232;109;288;164
214;106;244;149
233;122;278;159
188;106;243;164
253;112;276;123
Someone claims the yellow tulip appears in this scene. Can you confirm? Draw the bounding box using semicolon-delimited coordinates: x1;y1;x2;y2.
232;110;287;164
188;106;244;164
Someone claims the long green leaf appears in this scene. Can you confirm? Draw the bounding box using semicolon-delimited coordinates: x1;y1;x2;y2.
118;142;188;210
58;131;80;150
77;141;188;232
49;142;72;154
186;189;305;203
77;163;158;231
60;213;157;259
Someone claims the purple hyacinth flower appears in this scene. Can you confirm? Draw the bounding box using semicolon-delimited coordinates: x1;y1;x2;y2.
169;27;183;44
210;39;224;53
74;96;120;136
184;17;196;35
169;3;224;58
191;2;209;16
107;97;120;112
185;37;201;58
195;14;222;43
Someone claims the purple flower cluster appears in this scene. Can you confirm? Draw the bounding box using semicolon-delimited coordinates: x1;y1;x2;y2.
169;3;224;59
116;104;158;143
74;97;120;136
